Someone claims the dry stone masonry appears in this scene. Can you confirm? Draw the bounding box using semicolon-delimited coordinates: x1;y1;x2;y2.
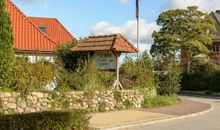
0;89;156;114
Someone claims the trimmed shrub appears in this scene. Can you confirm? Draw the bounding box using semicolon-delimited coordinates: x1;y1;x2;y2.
181;68;220;93
181;56;220;92
11;57;33;93
11;57;57;93
0;110;90;130
31;60;57;90
181;72;208;91
208;71;220;92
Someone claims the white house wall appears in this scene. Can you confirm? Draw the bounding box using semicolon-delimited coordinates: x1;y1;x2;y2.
15;54;55;63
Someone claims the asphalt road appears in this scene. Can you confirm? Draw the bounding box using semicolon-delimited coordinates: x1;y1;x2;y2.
134;96;220;130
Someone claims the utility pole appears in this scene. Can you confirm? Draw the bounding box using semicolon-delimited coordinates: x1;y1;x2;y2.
136;0;140;58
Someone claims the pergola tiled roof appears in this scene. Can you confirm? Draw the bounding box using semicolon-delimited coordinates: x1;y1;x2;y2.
71;34;138;53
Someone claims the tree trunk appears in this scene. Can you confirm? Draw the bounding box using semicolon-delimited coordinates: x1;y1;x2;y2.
187;58;190;74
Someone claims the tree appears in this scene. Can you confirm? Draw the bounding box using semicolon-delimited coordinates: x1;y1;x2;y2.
55;39;88;72
155;57;182;95
151;6;216;74
0;0;15;87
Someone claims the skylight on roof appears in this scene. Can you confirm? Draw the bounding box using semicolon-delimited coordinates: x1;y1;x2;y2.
38;26;46;33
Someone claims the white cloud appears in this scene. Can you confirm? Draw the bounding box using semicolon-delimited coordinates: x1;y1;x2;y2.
16;0;48;8
91;19;160;53
118;0;130;4
166;0;220;12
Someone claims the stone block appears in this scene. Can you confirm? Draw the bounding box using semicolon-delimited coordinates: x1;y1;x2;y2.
32;92;44;98
17;100;27;108
7;103;16;109
4;93;11;98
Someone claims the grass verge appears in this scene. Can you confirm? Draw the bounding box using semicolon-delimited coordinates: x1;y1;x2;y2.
142;95;180;108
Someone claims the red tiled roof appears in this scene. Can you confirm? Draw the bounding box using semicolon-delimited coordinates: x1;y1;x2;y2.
71;34;138;53
28;17;74;44
6;0;73;53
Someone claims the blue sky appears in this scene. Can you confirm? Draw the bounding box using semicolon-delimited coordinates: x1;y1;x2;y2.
12;0;220;52
12;0;166;37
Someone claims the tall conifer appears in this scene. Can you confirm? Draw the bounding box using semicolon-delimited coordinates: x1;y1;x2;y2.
0;0;15;87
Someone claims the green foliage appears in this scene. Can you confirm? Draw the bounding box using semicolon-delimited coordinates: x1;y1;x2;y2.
56;41;115;91
181;72;207;91
113;90;122;102
55;68;77;91
181;58;220;92
55;40;88;71
50;92;71;110
142;95;180;108
138;87;157;98
6;109;16;114
151;6;216;73
11;57;57;93
0;87;13;92
191;55;219;74
0;99;3;114
51;91;59;99
120;51;157;89
123;100;133;109
98;102;107;112
56;59;115;91
208;71;220;92
0;110;90;130
181;70;220;93
11;57;33;93
0;0;15;87
204;89;213;95
31;60;57;90
51;100;61;110
156;60;182;95
61;100;70;109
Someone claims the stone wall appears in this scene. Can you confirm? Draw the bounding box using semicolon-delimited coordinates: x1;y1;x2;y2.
0;89;156;114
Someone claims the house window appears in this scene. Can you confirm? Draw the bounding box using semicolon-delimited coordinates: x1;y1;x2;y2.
213;45;219;53
38;26;46;33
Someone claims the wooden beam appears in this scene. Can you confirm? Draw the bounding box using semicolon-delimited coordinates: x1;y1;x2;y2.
113;51;123;90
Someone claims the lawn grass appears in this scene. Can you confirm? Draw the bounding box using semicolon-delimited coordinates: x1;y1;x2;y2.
142;94;180;108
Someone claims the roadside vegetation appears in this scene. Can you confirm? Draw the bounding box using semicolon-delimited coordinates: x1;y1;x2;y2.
0;110;90;130
151;6;219;95
142;94;180;108
0;0;218;128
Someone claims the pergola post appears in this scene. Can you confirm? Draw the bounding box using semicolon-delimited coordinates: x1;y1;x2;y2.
113;52;123;90
71;34;139;90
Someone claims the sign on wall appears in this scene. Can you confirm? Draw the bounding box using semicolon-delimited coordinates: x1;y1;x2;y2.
95;52;116;70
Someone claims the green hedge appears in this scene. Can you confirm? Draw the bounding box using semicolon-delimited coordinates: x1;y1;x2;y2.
181;71;220;92
0;110;90;130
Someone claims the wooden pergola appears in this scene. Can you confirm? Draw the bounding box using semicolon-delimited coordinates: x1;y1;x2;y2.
71;34;138;90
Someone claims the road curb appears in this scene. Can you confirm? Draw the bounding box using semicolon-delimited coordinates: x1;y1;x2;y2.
180;91;220;97
99;104;213;130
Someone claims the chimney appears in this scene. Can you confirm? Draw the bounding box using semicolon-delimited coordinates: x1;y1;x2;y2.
216;10;220;14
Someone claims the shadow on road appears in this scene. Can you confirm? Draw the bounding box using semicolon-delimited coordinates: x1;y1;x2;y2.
179;92;220;100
